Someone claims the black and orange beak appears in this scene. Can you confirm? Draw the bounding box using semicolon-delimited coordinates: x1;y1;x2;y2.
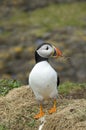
52;46;63;58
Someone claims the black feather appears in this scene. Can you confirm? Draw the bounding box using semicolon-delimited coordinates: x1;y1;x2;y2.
35;51;48;63
57;75;60;87
36;43;52;50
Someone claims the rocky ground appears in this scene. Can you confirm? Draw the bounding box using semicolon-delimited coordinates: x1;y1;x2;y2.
0;27;86;83
0;2;86;83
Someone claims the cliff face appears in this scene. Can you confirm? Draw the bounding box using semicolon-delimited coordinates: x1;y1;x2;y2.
0;2;86;83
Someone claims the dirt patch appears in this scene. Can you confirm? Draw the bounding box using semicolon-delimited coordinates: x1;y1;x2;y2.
0;86;86;130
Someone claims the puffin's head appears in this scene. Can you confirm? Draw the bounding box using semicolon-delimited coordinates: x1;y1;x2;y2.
35;43;62;63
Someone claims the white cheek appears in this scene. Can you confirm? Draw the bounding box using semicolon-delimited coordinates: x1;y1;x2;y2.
37;49;52;58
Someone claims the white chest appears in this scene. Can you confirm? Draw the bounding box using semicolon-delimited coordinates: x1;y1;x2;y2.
29;61;58;100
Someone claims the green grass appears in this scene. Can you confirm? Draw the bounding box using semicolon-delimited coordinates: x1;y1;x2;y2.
0;79;22;96
0;125;8;130
0;2;86;37
59;82;86;95
0;79;86;97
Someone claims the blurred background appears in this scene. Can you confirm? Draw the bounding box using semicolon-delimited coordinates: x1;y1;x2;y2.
0;0;86;84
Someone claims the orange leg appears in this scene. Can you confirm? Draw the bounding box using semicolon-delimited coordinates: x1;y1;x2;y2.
49;99;57;114
34;104;45;119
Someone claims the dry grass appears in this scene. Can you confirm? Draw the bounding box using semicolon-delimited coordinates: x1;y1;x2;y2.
0;86;40;130
0;86;86;130
43;99;86;130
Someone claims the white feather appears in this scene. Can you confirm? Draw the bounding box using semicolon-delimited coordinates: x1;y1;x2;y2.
37;44;53;58
29;61;58;101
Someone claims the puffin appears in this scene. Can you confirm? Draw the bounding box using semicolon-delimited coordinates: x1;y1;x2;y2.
29;43;62;119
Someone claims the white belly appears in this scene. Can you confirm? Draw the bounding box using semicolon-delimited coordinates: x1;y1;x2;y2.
29;61;58;101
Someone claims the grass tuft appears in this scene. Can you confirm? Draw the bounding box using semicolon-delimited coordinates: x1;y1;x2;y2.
59;82;86;95
0;79;22;96
0;125;8;130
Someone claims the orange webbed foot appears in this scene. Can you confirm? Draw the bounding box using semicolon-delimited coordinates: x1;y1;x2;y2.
34;104;45;119
49;106;56;114
34;111;45;119
49;99;57;114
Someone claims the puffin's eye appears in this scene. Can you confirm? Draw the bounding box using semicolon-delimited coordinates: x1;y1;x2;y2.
46;46;49;50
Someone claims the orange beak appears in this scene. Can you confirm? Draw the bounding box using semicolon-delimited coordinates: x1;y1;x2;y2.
53;47;63;58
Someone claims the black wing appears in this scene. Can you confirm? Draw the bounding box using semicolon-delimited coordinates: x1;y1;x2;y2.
57;75;60;87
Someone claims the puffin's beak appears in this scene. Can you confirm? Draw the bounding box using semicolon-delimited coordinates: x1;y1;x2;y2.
52;46;63;58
